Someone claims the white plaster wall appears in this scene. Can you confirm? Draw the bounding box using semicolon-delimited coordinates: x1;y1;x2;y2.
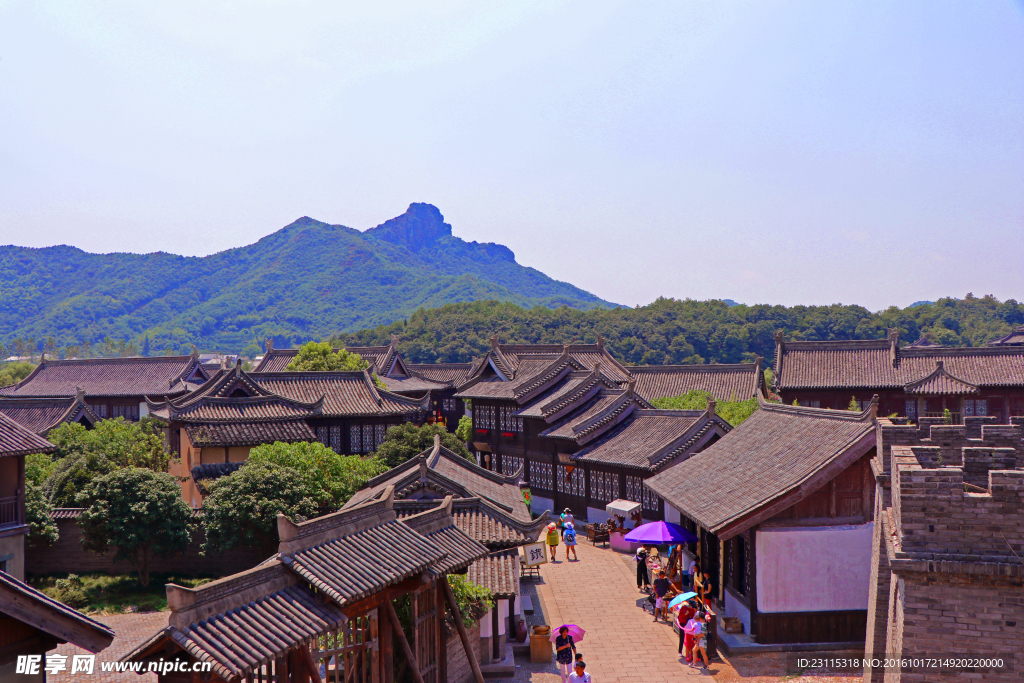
498;599;508;635
755;523;873;613
480;607;492;637
139;402;149;418
531;495;554;517
724;590;751;635
665;504;681;525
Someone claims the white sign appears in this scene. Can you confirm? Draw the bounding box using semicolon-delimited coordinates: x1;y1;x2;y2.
523;542;548;567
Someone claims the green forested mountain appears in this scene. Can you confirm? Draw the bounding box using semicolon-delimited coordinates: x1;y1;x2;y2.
332;296;1024;365
0;204;613;356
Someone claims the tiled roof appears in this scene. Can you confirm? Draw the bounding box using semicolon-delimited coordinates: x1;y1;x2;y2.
251;341;405;375
0;570;114;654
571;410;723;471
378;374;448;394
467;549;521;597
394;497;548;548
253;372;427;417
345;438;532;523
989;324;1024;346
774;337;1024;390
184;420;317;448
644;398;876;538
0;411;57;457
400;500;490;575
168;395;321;422
0;354;207;398
629;361;763;402
539;392;631;440
515;373;597;419
408;363;475;386
456;357;565;400
51;506;205;521
0;395;97;435
903;361;979;395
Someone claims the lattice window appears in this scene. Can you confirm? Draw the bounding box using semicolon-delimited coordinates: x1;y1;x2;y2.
317;426;329;446
963;399;988;417
589;470;619;503
88;403;108;418
502;455;524;476
375;424;386;447
626;475;658;511
799;399;820;408
738;535;749;596
556;465;584;496
330;426;342;453
530;461;553;491
442;398;457;411
350;425;362;454
905;400;918;420
362;425;375;452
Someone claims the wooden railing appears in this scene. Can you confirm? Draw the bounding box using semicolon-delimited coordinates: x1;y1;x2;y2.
0;494;23;528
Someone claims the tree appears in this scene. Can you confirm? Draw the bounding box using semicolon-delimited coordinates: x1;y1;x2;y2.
286;341;370;372
44;451;118;507
25;452;57;487
373;422;472;468
25;483;59;549
77;468;193;586
455;415;472;443
246;441;388;512
46;418;170;471
0;361;35;387
202;462;318;555
649;389;760;427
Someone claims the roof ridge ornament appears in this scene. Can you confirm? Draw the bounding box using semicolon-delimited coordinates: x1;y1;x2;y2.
265;338;274;352
75;386;85;402
490;335;499;351
597;334;605;349
190;345;199;360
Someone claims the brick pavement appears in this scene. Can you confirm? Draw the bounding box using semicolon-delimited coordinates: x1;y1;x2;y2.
512;538;862;682
51;612;166;683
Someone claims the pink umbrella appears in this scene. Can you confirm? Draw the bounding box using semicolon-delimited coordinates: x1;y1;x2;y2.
548;624;586;643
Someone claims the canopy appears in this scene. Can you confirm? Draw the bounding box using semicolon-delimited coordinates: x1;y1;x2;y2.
623;521;698;544
605;499;641;518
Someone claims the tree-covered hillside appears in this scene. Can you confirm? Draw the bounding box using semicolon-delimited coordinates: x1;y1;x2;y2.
332;295;1024;365
0;204;613;357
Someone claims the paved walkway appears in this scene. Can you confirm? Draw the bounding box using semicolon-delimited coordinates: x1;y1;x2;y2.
51;612;165;683
513;538;861;683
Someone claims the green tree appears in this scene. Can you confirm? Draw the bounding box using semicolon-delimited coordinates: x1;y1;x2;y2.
44;451;118;507
0;361;35;387
77;468;194;586
649;389;760;427
25;452;57;487
247;441;388;512
446;575;493;628
373;422;472;468
25;483;59;549
47;418;170;471
455;415;472;443
202;462;318;555
286;341;370;372
848;396;860;411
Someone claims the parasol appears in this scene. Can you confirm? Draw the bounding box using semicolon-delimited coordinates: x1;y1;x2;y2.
668;592;698;610
548;624;586;643
623;521;698;544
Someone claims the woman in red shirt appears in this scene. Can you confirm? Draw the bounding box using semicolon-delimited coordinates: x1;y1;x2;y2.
676;599;698;662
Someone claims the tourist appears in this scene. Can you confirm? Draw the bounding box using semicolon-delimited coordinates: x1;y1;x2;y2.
687;558;697;589
690;612;710;671
561;507;575;530
563;521;578;561
677;598;698;662
634;544;651;592
696;569;714;608
652;570;672;622
567;660;591;682
546;522;560;562
554;626;577;683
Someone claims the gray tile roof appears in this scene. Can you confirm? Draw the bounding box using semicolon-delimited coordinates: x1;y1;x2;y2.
571;410;721;471
0;354;207;398
644;398;877;538
184;420;317;448
467;549;521;597
0;395;97;435
0;411;57;457
394;497;549;548
0;569;114;653
629;361;763;402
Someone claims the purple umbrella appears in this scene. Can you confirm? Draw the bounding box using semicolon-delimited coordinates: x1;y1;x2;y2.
623;521;698;544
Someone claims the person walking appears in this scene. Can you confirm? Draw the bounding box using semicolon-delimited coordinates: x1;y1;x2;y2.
563;521;578;561
560;507;575;532
690;612;710;671
546;522;560;562
676;599;697;662
567;660;591;682
554;626;577;683
652;570;672;622
634;545;651;591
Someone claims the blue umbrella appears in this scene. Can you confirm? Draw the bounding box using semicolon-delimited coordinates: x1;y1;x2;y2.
669;592;698;610
623;521;698;544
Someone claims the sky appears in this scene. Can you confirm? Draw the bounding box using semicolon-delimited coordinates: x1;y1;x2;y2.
1;0;1022;312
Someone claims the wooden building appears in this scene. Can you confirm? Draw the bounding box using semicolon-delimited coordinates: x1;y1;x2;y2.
149;365;427;507
0;413;57;581
0;351;210;421
455;339;736;521
772;330;1024;423
0;571;114;682
0;389;98;436
645;397;878;648
124;488;489;683
345;436;549;670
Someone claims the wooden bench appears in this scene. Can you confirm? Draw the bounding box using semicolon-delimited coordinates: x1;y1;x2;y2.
520;554;541;580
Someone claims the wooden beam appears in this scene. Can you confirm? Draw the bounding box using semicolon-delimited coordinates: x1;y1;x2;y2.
441;579;485;683
300;642;323;683
384;600;425;683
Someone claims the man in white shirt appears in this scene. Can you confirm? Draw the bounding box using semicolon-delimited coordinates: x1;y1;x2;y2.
567;661;591;682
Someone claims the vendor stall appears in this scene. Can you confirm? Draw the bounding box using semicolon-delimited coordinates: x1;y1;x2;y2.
606;499;642;553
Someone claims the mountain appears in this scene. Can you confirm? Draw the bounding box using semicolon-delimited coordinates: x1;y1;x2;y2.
0;203;616;356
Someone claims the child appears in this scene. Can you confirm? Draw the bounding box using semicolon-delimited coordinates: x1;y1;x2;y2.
690;612;710;671
546;523;560;562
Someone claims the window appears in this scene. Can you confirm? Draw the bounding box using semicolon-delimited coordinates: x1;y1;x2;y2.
476;405;496;430
530;461;553;491
442;398;457;412
557;465;585;497
349;423;387;454
589;470;619;503
626;475;658;511
963;399;988;417
111;405;140;421
497;405;522;433
88;403;108;418
798;399;820;408
502;455;524;476
317;426;329;446
330;426;342;453
350;425;362;454
905;400;918;420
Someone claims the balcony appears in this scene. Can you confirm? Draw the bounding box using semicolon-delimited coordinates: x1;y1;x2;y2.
0;494;24;529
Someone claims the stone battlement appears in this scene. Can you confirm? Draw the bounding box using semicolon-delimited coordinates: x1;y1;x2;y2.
875;418;1021;474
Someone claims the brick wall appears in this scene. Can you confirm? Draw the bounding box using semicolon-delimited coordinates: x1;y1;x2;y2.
863;492;891;683
26;519;269;578
445;621;482;683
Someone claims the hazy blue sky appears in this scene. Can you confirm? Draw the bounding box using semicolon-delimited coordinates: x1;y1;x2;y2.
1;1;1022;311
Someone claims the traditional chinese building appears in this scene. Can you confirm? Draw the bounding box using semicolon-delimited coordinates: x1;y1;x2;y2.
645;398;878;648
125;488;489;683
628;358;766;403
0;389;98;436
0;412;57;581
0;352;210;421
345;435;549;671
772;331;1024;423
862;417;1024;683
149;365;427;506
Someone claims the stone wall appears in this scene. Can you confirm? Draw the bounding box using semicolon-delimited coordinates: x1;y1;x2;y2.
445;621;482;683
26;518;269;578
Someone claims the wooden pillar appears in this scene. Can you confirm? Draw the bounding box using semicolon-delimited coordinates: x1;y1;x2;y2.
436;581;447;683
380;604;394;683
748;525;759;639
386;600;425;683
